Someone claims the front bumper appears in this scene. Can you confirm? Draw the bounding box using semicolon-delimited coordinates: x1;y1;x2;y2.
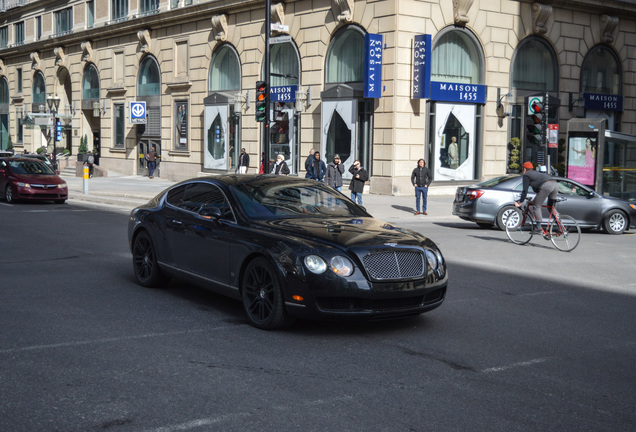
15;184;68;201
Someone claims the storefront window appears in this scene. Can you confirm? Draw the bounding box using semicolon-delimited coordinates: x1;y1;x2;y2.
326;27;364;84
33;71;46;105
432;30;482;84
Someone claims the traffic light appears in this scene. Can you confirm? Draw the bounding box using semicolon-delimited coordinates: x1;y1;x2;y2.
273;102;285;122
255;81;268;122
526;99;544;146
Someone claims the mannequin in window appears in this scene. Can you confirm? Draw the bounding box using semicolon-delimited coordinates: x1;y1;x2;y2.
448;136;459;169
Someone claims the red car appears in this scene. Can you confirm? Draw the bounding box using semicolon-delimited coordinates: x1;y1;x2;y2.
0;157;68;204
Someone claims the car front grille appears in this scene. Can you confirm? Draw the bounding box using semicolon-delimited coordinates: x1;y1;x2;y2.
30;184;59;190
315;288;446;313
362;250;425;281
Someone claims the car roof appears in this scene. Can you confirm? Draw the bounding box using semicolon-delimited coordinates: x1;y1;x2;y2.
175;174;319;189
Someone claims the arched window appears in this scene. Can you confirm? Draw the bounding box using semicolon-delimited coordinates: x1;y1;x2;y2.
432;29;484;84
581;45;621;95
209;45;240;92
325;27;364;84
33;71;46;105
82;63;100;100
270;42;299;87
137;56;161;96
1;77;8;150
512;37;558;91
0;77;8;104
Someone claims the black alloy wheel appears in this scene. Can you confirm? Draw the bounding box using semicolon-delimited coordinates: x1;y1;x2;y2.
5;184;14;203
132;230;166;287
241;257;292;330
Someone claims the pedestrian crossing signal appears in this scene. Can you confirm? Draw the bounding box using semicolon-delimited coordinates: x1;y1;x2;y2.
256;81;268;122
273;102;285;122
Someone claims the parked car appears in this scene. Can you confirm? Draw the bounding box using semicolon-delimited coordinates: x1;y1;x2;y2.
453;175;636;234
0;150;13;157
128;175;448;329
0;157;68;204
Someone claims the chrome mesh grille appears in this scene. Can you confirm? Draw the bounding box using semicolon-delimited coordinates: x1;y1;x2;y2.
362;250;425;280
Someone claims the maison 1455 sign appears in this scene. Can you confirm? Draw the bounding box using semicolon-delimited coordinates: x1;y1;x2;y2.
584;93;623;112
364;33;383;99
412;34;486;104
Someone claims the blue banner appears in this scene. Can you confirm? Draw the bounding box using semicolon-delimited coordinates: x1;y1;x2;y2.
584;93;623;112
364;33;383;99
271;85;298;102
430;82;486;104
412;35;431;99
56;120;61;142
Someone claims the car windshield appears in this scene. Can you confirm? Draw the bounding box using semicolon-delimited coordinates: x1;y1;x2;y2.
9;160;56;175
232;182;369;219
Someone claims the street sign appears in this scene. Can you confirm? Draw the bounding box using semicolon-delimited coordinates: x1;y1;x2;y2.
271;85;297;102
548;124;559;148
130;101;147;124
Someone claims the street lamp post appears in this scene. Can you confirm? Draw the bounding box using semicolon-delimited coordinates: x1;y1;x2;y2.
46;94;61;169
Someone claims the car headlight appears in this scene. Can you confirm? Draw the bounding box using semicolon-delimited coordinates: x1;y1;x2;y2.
17;182;30;188
425;249;443;276
58;183;67;189
330;256;353;277
304;255;327;274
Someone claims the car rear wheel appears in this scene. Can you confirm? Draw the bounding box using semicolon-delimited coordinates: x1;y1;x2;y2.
5;184;16;203
603;209;627;235
497;206;519;230
241;257;293;330
132;230;167;287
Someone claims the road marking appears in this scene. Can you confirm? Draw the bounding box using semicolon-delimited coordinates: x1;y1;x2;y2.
145;395;353;432
482;358;547;373
0;327;235;355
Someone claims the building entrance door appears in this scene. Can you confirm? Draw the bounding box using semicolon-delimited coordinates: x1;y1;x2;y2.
321;99;357;179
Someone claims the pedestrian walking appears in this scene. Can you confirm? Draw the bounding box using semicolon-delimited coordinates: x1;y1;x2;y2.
411;158;432;215
237;148;250;174
146;146;157;179
325;154;345;191
308;151;326;182
271;154;290;175
259;152;266;174
304;149;315;178
86;151;95;178
348;160;368;205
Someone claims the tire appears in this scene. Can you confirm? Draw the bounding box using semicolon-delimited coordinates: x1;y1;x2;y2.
496;206;519;230
506;210;534;245
550;214;581;252
131;230;167;287
5;184;14;203
241;257;293;330
476;222;494;229
603;209;627;235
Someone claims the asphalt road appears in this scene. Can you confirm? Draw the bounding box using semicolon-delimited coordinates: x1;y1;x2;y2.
1;200;635;431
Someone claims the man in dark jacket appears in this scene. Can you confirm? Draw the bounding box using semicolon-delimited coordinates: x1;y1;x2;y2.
238;148;250;174
304;149;315;178
411;158;432;215
348;160;368;205
325;154;345;191
308;151;326;182
515;161;558;231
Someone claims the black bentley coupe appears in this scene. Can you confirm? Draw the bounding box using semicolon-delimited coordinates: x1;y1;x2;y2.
128;175;447;329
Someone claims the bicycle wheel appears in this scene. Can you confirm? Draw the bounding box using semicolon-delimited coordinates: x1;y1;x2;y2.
506;210;534;245
549;214;581;252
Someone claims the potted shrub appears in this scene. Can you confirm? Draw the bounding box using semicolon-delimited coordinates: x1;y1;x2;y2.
77;135;89;162
508;137;521;173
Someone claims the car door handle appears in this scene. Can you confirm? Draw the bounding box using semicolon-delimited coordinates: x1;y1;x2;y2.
171;219;183;225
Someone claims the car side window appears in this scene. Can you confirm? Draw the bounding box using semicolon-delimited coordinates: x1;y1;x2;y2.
557;181;588;197
166;185;187;207
182;183;235;222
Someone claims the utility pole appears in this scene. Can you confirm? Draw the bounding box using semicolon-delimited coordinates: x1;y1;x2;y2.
263;0;271;168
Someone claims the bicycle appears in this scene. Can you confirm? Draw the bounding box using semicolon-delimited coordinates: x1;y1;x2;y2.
505;197;581;252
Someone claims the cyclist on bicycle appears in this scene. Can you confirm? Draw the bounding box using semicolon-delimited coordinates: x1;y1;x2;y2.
514;161;558;232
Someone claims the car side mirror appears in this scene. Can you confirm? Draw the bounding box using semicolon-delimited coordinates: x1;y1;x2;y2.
199;204;222;220
588;190;595;198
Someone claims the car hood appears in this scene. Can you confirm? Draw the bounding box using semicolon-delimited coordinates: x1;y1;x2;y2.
12;174;64;184
252;217;429;249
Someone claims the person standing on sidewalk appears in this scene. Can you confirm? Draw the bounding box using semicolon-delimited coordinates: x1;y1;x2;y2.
147;146;157;179
304;149;315;178
325;154;345;191
237;148;250;174
411;158;432;215
348;160;368;205
308;151;326;182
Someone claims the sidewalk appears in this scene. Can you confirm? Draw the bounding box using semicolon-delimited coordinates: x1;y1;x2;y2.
61;173;457;221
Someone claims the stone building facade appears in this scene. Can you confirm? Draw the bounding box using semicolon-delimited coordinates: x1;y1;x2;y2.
0;0;634;195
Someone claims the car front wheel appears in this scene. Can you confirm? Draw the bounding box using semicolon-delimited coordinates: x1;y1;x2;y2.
241;257;293;330
5;184;14;203
603;209;627;235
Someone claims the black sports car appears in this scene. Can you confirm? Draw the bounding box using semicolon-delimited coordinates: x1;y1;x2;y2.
128;175;447;329
453;175;636;234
